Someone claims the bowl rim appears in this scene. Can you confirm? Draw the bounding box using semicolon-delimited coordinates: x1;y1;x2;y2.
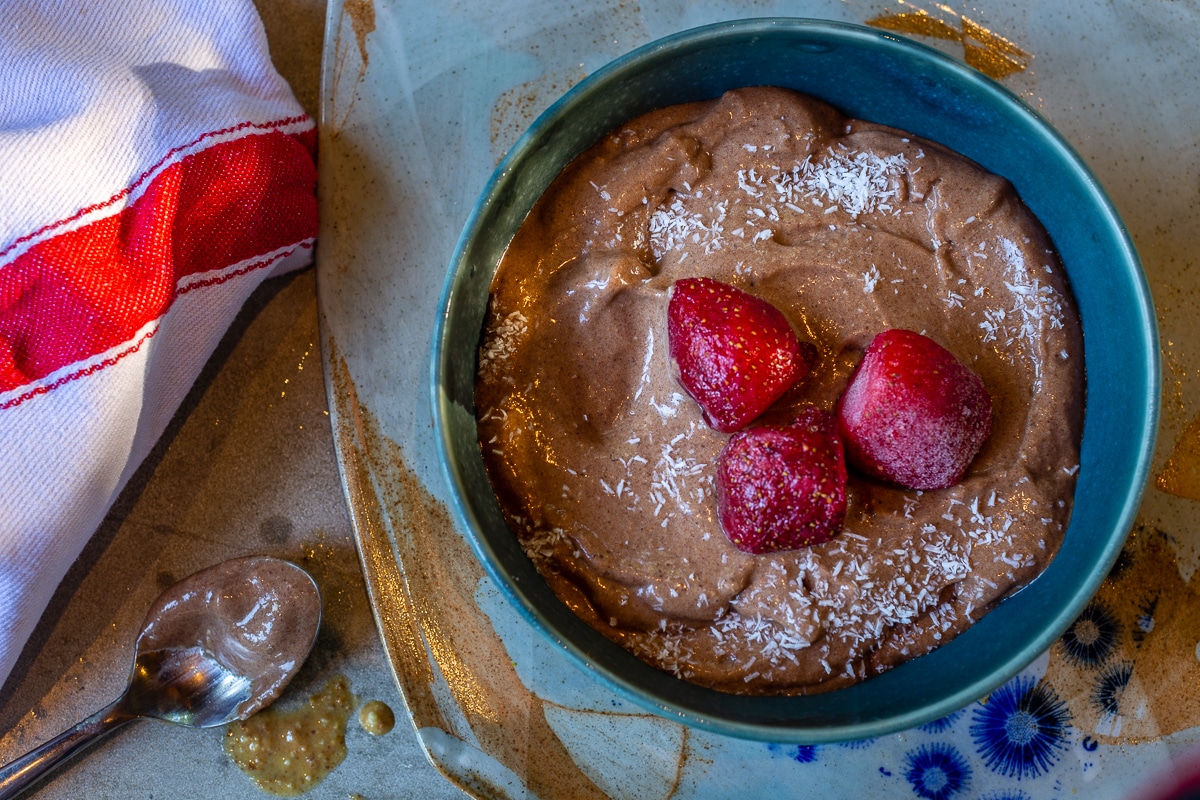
431;16;1160;742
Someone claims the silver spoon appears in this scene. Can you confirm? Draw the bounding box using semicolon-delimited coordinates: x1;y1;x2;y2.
0;556;321;799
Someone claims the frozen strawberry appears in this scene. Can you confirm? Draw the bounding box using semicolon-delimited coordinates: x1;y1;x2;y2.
715;407;848;554
837;329;992;490
667;277;816;432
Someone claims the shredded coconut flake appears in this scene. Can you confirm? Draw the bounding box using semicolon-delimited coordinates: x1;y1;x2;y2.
478;311;529;377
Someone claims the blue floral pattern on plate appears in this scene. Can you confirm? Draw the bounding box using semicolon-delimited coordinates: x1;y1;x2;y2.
904;743;972;800
970;676;1072;779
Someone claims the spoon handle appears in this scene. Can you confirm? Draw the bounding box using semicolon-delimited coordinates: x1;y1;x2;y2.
0;700;135;799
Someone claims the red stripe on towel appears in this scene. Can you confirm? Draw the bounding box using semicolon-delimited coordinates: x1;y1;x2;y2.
0;123;318;397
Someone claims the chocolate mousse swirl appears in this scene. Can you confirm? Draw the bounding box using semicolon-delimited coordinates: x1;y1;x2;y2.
475;87;1083;694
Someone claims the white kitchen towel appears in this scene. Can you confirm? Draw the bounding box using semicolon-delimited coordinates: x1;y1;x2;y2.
0;0;318;688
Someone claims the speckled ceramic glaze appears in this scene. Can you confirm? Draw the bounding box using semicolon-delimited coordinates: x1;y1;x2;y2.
320;2;1200;797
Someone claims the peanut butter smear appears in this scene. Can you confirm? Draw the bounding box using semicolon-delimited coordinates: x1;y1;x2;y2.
224;675;355;795
475;87;1085;694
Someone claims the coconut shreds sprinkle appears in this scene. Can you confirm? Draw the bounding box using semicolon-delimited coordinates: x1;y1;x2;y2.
650;147;908;265
578;470;1051;685
977;236;1066;390
631;628;696;678
863;264;881;293
477;117;1080;691
478;311;528;377
766;148;909;217
649;194;728;257
518;524;568;564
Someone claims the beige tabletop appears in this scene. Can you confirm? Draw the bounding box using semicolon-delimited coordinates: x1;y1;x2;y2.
0;1;466;797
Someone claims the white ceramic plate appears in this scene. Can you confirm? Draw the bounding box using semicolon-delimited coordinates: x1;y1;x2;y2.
317;2;1200;797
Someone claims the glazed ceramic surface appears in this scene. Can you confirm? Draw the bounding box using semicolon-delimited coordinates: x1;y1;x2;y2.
432;18;1156;743
318;1;1200;797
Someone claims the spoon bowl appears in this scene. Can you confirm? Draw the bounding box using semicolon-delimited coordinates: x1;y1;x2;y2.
125;647;254;727
0;556;321;798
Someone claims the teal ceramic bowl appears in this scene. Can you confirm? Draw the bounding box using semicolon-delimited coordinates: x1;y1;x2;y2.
431;18;1158;742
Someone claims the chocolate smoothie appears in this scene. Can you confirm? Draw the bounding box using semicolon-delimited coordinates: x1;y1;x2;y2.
475;87;1084;694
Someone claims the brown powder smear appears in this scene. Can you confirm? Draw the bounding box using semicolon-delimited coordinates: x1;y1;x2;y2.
867;7;1031;79
327;342;616;799
1042;527;1200;742
866;9;961;41
960;16;1030;79
342;0;375;69
329;0;376;134
1156;411;1200;502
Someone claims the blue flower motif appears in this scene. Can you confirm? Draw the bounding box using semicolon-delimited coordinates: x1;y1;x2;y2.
919;709;966;734
839;737;876;750
979;792;1032;800
1060;601;1120;667
970;676;1072;779
1091;660;1135;720
903;743;971;800
1132;594;1158;647
790;745;817;763
765;742;817;763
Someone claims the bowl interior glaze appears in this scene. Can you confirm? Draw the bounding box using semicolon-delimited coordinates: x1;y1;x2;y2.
432;18;1158;742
